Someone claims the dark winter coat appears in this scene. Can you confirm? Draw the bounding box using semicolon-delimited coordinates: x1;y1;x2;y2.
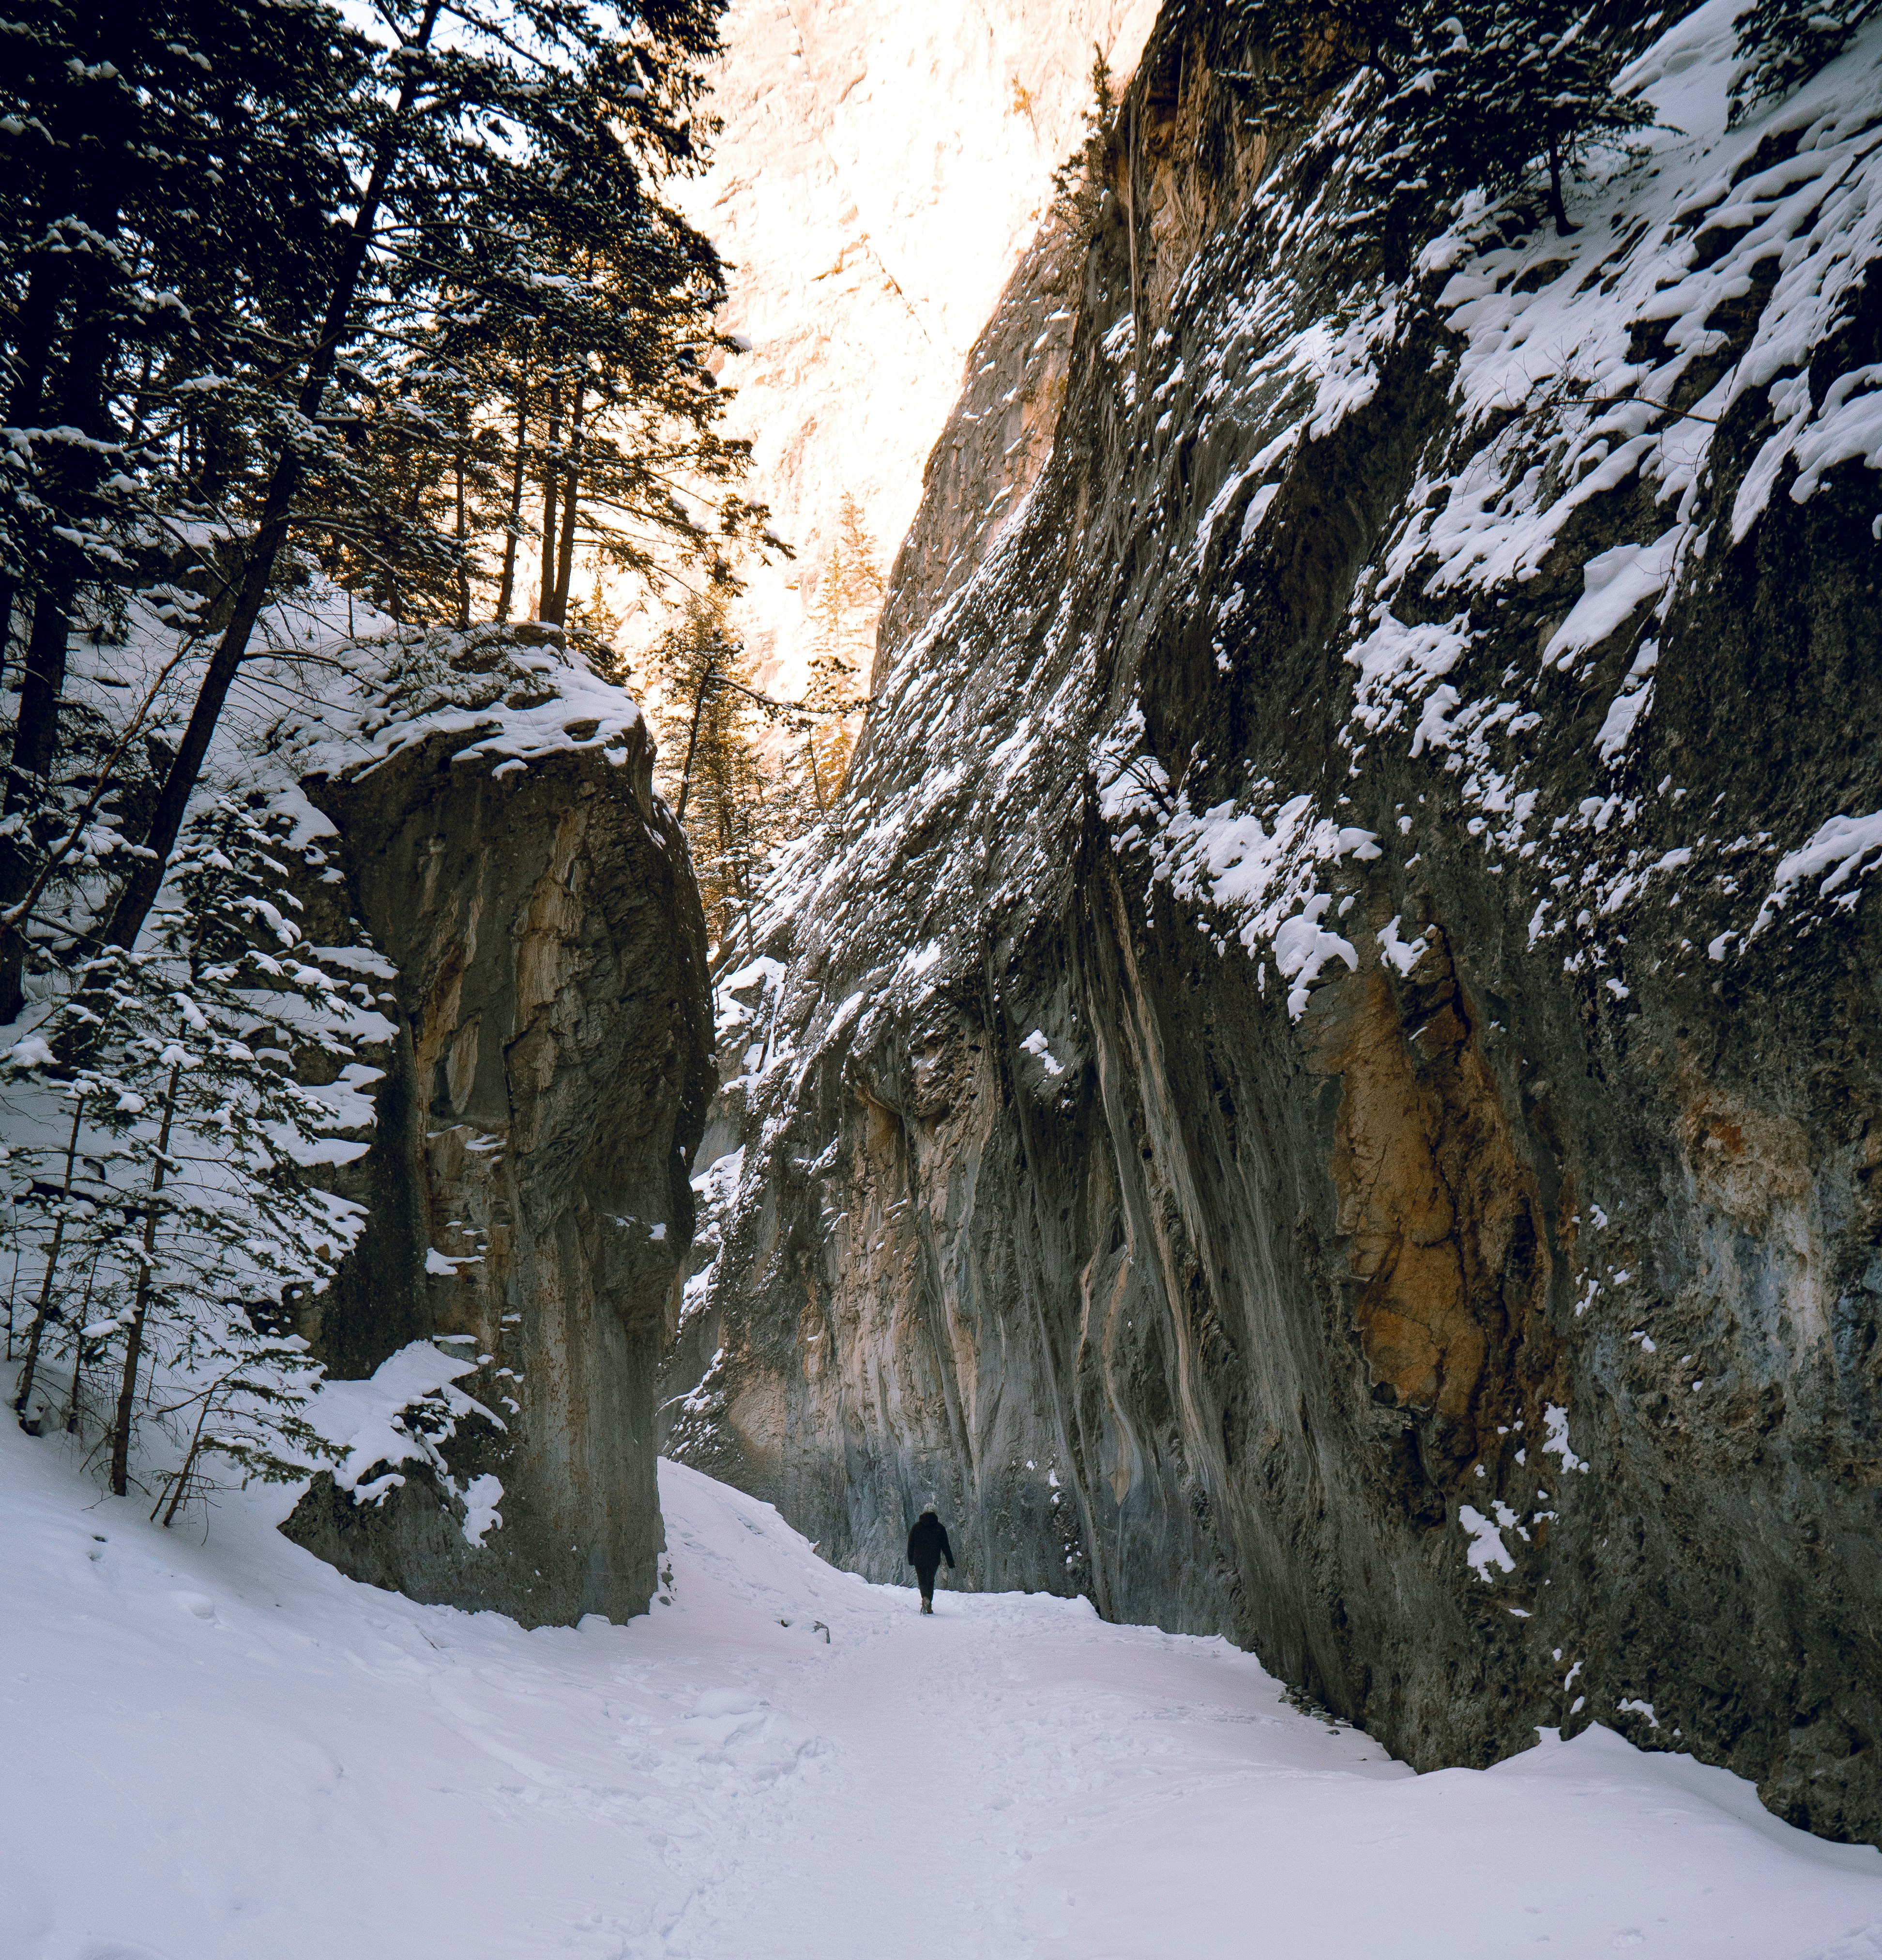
907;1512;955;1573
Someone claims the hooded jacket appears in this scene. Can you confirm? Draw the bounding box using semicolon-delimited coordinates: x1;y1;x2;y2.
906;1511;955;1571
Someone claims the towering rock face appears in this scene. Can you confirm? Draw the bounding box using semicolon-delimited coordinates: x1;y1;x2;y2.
669;0;1157;694
670;0;1882;1844
286;637;713;1627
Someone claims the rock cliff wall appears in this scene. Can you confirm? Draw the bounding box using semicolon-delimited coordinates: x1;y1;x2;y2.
667;0;1157;696
284;633;713;1627
668;0;1882;1843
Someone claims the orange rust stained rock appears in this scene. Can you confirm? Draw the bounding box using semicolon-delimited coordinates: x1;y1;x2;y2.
1319;940;1555;1474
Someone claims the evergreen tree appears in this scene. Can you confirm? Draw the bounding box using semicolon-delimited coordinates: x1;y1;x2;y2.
648;595;789;950
6;796;360;1512
1234;0;1412;121
801;493;879;807
0;0;763;997
1050;46;1121;246
1377;0;1654;236
1730;0;1879;121
0;0;363;1014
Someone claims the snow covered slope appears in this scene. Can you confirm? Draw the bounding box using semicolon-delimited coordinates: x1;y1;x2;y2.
3;1425;1881;1959
666;0;1157;694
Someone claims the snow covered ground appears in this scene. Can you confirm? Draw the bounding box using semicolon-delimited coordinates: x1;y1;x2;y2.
5;1421;1881;1960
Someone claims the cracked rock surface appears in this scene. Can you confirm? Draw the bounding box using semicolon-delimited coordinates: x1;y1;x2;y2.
288;699;712;1628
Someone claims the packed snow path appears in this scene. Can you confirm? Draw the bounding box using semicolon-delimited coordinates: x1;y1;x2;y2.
5;1431;1881;1959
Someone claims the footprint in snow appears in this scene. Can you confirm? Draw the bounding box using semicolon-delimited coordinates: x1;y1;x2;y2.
685;1687;767;1750
693;1687;760;1717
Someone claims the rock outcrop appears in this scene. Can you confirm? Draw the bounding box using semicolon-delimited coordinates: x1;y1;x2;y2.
285;637;713;1627
668;0;1882;1844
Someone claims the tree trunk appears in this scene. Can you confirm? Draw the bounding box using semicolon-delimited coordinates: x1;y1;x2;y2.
13;1095;88;1423
0;578;18;683
0;238;116;806
494;384;529;622
0;268;118;1022
61;1248;102;1433
538;382;563;623
715;790;735;944
102;0;446;961
1547;133;1577;237
2;169;80;463
0;241;66;692
109;1065;179;1495
550;379;586;624
453;429;470;629
0;97;108;716
2;597;75;814
675;662;718;824
159;1391;214;1527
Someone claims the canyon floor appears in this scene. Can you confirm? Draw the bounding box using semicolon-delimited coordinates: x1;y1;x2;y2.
5;1427;1881;1960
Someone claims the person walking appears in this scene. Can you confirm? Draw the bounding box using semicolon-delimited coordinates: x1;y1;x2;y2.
906;1504;954;1614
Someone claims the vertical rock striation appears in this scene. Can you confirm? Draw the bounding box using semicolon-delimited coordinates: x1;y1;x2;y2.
670;0;1882;1842
287;660;712;1628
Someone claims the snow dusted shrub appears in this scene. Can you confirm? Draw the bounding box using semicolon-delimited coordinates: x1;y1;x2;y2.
5;797;363;1518
1371;0;1655;237
1235;0;1413;114
1729;0;1880;119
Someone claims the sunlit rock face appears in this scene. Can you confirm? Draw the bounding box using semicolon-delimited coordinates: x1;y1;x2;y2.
667;0;1157;695
668;0;1882;1851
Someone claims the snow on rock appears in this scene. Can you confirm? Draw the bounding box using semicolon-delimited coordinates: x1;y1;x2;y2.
1750;808;1882;935
5;1427;1882;1959
681;0;1882;1852
308;1338;504;1502
251;623;645;797
1020;1027;1066;1075
1458;1502;1518;1580
1376;913;1430;976
679;1145;745;1332
458;1473;504;1547
1541;1404;1591;1475
1541;534;1682;669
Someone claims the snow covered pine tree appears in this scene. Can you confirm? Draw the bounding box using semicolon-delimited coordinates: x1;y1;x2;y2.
5;798;363;1519
1;0;759;1015
1379;0;1655;236
1228;0;1654;241
1729;0;1881;118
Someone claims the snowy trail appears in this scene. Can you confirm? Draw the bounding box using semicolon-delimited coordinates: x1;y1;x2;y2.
5;1430;1881;1960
